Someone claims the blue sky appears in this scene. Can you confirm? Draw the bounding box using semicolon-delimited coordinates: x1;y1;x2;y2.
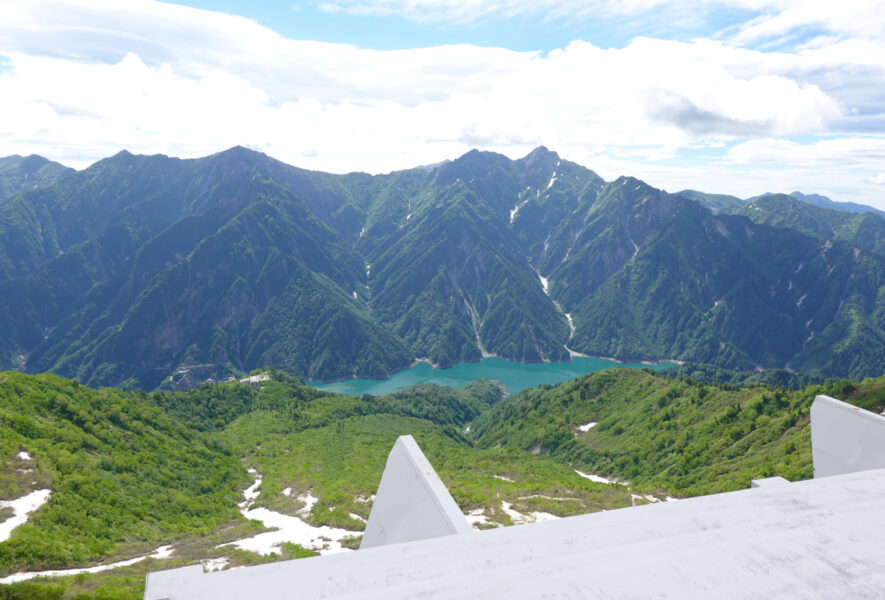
0;0;884;209
162;0;763;52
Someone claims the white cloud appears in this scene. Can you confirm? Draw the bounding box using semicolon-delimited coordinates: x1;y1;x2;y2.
317;0;676;23
0;0;883;210
619;136;885;208
724;136;885;166
733;0;885;44
317;0;885;46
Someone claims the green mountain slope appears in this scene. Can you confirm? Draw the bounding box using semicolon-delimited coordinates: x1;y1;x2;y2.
0;146;883;388
3;368;883;599
30;178;408;389
0;372;245;575
745;190;885;218
366;179;569;365
0;150;412;387
472;368;885;495
0;370;637;598
0;155;71;204
733;193;885;258
548;191;885;380
675;189;744;212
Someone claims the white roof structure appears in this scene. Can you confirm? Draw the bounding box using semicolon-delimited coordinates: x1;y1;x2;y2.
360;435;472;549
144;395;885;599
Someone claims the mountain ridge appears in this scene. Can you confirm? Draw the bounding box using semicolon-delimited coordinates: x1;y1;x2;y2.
0;146;883;388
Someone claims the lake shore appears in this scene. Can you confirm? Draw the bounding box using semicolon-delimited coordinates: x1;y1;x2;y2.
308;355;677;397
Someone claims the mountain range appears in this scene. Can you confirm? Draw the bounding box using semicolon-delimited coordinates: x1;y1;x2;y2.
1;147;883;389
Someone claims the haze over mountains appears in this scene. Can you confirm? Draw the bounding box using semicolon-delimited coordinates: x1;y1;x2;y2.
1;147;883;390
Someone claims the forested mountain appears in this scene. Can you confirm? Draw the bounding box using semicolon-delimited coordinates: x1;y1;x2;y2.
0;155;71;203
747;190;885;218
732;194;885;258
674;189;744;212
0;146;883;389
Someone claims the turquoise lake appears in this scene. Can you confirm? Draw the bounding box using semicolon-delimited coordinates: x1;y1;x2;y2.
308;356;675;396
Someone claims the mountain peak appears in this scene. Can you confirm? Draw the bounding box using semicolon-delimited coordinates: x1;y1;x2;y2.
213;145;268;160
523;145;558;161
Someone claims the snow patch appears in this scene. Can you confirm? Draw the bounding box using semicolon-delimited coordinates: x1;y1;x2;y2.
510;198;530;224
544;172;557;192
493;475;515;482
631;493;662;505
221;506;357;557
0;489;51;542
17;451;32;461
629;238;640;260
500;501;558;525
0;545;174;584
202;557;229;573
564;313;576;340
465;508;498;530
239;468;261;508
462;297;492;358
221;473;359;557
574;470;618;485
577;421;597;433
282;487;292;497
537;271;549;295
517;494;573;501
296;491;319;515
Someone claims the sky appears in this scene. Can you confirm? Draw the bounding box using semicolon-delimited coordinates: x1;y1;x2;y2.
0;0;884;209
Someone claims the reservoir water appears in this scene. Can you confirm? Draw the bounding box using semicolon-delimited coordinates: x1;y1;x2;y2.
308;356;675;397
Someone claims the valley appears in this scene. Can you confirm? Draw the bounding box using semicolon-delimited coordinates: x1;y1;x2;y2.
4;2;885;597
1;146;884;599
1;146;883;391
309;355;676;396
1;368;883;598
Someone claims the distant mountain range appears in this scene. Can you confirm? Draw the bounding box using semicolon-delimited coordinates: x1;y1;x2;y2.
748;191;885;218
676;189;885;219
1;147;883;389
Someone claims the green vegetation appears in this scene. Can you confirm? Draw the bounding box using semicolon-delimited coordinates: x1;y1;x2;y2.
732;194;885;258
0;155;70;205
0;371;631;598
558;196;885;381
660;362;824;389
2;145;884;599
1;367;883;599
0;372;245;575
675;189;744;212
472;368;885;496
